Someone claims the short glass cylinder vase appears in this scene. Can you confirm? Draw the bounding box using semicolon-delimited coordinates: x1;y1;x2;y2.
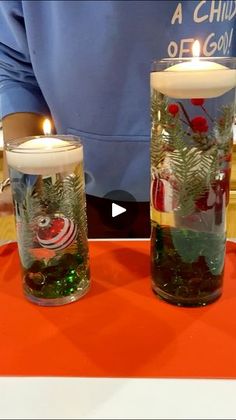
150;57;236;307
5;135;90;306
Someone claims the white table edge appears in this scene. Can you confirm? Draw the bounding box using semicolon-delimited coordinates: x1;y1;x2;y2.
0;377;236;419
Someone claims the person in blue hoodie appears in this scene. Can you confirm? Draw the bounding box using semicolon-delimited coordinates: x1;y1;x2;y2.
0;0;235;237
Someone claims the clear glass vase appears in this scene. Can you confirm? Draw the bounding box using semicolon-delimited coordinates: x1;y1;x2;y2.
6;135;90;306
150;57;236;307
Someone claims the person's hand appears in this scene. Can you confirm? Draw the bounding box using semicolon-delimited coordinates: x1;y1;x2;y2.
0;186;13;215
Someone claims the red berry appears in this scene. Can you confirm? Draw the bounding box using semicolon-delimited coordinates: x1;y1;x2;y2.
168;103;179;116
191;116;208;133
191;98;204;106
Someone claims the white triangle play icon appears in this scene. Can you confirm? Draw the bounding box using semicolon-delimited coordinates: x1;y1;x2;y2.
112;202;127;218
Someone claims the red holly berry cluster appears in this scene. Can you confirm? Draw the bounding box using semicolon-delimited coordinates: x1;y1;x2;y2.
167;103;179;116
191;98;204;106
168;98;209;133
191;116;208;133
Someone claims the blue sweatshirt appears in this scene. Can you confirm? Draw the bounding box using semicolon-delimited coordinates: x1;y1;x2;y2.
0;0;235;201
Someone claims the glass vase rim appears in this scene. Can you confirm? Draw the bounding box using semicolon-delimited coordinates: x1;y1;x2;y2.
152;56;236;69
153;56;236;63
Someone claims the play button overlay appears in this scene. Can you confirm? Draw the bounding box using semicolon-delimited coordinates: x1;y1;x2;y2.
100;189;139;230
112;203;127;218
86;191;150;237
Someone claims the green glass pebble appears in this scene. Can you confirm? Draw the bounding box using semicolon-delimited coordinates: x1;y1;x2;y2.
76;254;84;265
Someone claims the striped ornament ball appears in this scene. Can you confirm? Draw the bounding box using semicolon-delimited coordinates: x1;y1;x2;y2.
36;215;77;251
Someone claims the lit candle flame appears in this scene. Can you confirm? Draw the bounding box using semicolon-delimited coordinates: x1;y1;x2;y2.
192;40;200;58
43;119;52;135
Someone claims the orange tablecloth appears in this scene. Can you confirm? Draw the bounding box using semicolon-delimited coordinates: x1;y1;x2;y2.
0;240;236;378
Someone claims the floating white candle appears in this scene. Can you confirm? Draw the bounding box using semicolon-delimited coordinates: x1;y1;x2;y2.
6;120;83;175
151;41;236;99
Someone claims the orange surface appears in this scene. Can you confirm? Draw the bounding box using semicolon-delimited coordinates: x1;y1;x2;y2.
0;240;236;378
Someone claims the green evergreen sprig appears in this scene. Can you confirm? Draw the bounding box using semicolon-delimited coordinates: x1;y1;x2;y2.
151;91;221;216
60;174;88;258
215;103;234;154
16;186;42;269
151;91;184;169
169;138;218;216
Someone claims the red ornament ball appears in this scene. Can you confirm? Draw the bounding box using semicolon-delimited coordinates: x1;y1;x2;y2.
191;116;208;133
37;215;77;251
195;188;215;211
191;98;205;106
151;177;176;213
168;103;179;116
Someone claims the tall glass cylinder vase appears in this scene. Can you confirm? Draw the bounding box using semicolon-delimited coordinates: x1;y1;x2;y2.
5;135;90;306
150;57;236;307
